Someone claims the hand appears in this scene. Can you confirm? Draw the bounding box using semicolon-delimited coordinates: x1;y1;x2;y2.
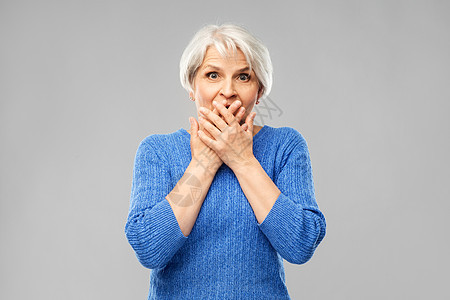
189;100;240;175
189;114;223;176
197;99;257;172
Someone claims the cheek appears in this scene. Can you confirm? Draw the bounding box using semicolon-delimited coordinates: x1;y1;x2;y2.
240;89;259;103
195;85;217;102
241;83;259;97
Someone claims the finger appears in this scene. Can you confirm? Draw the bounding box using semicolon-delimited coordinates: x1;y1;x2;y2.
194;116;215;140
197;118;217;148
212;104;221;118
226;99;241;114
201;105;227;131
233;106;246;126
196;112;213;140
198;107;219;139
212;100;235;127
198;115;221;139
246;112;256;136
189;116;198;137
210;99;225;116
227;101;245;126
210;99;238;117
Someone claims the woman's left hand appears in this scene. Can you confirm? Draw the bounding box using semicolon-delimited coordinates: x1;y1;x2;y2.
198;100;257;172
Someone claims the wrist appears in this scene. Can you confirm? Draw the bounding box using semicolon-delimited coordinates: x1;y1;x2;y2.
232;156;259;176
189;157;221;177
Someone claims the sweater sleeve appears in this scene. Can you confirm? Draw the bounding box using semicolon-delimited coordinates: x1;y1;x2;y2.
257;129;326;265
124;138;188;270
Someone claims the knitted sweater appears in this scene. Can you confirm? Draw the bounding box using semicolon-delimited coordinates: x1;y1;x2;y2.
124;125;326;300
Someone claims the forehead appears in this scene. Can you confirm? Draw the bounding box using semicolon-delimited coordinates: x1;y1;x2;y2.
200;46;249;67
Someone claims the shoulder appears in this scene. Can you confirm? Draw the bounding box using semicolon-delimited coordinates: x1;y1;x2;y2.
136;135;162;152
267;126;308;147
134;130;181;162
138;129;183;148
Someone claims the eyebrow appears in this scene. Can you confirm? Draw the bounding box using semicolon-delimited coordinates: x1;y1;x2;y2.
202;64;250;73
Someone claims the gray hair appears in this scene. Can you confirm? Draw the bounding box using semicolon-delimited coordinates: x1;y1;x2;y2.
179;23;273;100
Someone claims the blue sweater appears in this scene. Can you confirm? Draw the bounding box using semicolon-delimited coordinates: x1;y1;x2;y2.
125;125;326;299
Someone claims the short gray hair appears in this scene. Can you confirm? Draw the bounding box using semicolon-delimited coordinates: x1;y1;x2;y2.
179;23;273;100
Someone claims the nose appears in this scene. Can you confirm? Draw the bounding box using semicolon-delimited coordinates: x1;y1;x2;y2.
220;78;236;99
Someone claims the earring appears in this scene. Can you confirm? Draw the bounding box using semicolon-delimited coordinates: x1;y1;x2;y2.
256;100;260;104
189;96;194;101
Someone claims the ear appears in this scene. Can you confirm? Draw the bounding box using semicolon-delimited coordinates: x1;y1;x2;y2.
189;91;194;100
257;86;264;100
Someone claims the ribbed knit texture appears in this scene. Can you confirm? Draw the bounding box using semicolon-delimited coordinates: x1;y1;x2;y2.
124;125;326;300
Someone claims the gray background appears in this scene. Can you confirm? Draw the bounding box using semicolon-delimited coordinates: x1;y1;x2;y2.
1;0;449;299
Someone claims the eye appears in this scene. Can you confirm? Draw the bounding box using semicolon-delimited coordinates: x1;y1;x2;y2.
206;72;218;79
238;73;250;81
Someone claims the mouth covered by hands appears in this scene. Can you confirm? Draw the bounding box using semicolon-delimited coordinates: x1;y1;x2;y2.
197;99;257;172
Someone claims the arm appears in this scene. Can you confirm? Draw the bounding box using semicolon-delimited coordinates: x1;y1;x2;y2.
166;156;220;237
124;138;219;269
233;130;326;265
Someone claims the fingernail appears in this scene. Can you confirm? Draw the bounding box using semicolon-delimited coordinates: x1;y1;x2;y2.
212;100;217;106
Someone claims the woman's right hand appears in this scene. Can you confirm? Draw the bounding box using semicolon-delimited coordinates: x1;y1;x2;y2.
189;115;222;174
189;100;245;174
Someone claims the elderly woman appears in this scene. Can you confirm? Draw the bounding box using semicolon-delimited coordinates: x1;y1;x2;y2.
125;23;326;299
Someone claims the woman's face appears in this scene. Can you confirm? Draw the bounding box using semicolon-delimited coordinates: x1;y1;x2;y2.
190;46;262;126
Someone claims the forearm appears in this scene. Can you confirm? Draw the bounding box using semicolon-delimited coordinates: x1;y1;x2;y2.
233;157;281;225
166;158;219;237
